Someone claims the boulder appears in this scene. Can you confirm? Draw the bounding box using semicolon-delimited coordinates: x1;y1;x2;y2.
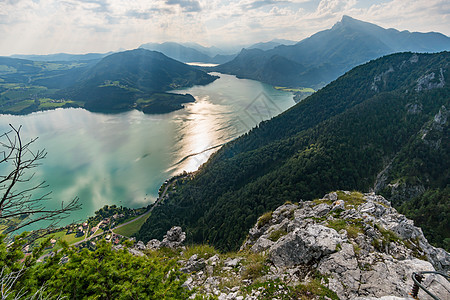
146;239;161;250
269;224;342;267
224;257;242;267
180;254;206;273
250;237;273;253
160;226;186;248
135;241;146;251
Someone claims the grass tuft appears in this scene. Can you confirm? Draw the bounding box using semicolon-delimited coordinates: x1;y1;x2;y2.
267;229;288;242
182;244;219;260
257;211;273;229
241;252;268;280
336;191;365;208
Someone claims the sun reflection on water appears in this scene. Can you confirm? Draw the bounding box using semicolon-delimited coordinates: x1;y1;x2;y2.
0;73;295;229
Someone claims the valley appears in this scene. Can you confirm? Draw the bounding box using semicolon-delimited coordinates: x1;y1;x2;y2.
1;9;449;299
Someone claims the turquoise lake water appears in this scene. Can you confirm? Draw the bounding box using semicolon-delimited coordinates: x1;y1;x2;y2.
0;73;295;228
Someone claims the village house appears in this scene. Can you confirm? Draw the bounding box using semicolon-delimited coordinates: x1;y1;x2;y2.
90;227;97;235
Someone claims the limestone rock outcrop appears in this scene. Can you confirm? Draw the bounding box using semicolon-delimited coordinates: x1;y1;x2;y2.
126;193;449;299
242;191;450;299
144;226;186;250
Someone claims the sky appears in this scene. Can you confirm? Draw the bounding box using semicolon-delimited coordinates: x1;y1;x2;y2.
0;0;449;56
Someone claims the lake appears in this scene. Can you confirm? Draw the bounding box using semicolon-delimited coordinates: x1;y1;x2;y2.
0;73;295;227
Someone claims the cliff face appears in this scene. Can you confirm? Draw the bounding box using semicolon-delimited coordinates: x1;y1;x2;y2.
131;191;449;299
374;105;449;204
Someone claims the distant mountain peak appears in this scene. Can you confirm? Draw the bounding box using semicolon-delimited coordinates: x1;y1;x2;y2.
333;15;381;31
341;15;356;22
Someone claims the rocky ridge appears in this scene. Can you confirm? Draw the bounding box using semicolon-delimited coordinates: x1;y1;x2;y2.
129;191;449;299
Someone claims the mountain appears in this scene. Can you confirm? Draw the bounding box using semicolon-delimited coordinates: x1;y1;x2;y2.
215;16;450;89
209;53;238;64
10;52;111;62
214;48;331;87
179;42;230;56
139;42;212;63
60;49;217;112
0;49;217;115
248;39;297;51
137;52;450;252
139;42;237;64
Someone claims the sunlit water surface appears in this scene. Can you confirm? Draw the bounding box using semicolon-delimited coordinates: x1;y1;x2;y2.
0;73;295;228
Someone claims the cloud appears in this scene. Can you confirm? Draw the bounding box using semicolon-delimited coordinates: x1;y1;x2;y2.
347;0;450;34
0;0;448;56
77;0;111;13
312;0;356;19
125;6;175;20
239;0;292;10
165;0;201;12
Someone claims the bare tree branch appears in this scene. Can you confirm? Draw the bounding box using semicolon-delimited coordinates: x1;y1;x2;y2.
0;125;81;242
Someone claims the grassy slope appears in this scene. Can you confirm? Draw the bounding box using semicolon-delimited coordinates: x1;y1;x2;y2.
113;213;151;237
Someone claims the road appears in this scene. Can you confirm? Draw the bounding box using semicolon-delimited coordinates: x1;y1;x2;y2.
38;180;173;260
112;180;171;233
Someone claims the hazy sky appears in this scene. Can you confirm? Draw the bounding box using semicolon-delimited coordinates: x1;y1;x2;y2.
0;0;449;55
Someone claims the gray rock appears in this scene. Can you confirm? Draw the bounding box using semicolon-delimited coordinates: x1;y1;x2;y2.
207;254;220;266
358;258;435;299
206;265;214;276
323;192;338;201
331;199;345;212
128;248;145;257
174;192;450;299
318;243;360;298
353;297;408;300
250;237;273;253
160;226;186;248
146;239;161;250
358;201;386;217
181;254;206;273
417;271;450;300
271;203;298;223
225;257;242;267
313;203;331;217
112;244;124;251
135;241;146;251
218;293;227;300
147;230;185;249
269;224;342;267
416;68;445;92
182;276;194;290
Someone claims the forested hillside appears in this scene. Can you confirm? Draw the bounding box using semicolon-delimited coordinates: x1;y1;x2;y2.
60;49;217;112
137;52;450;251
0;49;217;114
